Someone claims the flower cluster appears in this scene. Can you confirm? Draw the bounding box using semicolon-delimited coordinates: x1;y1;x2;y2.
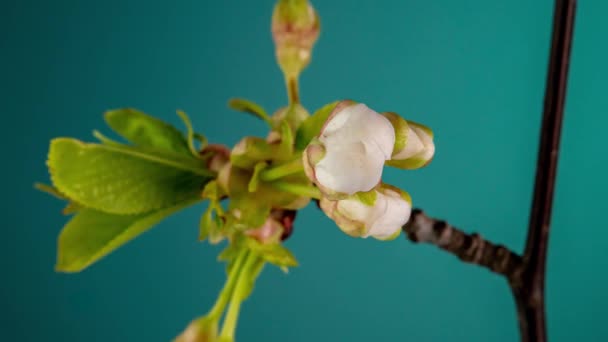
303;101;435;240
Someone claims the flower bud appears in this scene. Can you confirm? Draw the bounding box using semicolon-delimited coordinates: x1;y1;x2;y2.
200;144;230;173
320;184;411;240
174;317;218;342
303;101;395;199
271;104;310;131
272;0;320;78
383;112;435;169
246;216;284;244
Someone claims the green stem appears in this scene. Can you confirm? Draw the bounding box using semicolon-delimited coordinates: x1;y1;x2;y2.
270;181;321;199
206;249;248;319
286;76;300;104
260;158;305;182
219;251;260;340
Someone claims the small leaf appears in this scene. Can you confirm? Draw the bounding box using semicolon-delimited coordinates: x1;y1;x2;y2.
56;198;201;272
228;98;271;125
247;239;298;268
105;108;191;155
199;205;224;243
295;101;339;150
176;110;204;158
48;138;212;214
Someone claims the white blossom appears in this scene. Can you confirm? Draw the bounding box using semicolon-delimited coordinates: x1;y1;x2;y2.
320;185;411;240
303;101;395;198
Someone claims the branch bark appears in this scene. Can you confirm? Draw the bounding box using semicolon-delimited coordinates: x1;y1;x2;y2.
513;1;576;341
404;209;523;280
402;2;576;341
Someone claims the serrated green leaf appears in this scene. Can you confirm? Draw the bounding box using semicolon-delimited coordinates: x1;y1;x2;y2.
56;198;201;273
48;138;212;214
228;98;271;125
105;108;191;155
295;101;339;150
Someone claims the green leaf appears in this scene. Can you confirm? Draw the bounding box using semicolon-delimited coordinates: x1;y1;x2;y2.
48;138;212;214
228;98;271;125
105;108;191;155
56;198;201;272
247;239;298;269
295;101;338;150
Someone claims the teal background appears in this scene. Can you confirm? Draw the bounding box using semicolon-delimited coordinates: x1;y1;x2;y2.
2;0;606;341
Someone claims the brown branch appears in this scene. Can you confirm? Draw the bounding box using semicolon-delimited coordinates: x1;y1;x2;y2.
402;3;575;341
403;209;523;281
512;1;576;342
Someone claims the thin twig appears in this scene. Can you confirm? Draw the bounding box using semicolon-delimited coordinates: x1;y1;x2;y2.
403;209;523;280
512;1;576;342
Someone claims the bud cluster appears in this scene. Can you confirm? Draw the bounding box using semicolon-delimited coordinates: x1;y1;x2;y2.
303;100;435;239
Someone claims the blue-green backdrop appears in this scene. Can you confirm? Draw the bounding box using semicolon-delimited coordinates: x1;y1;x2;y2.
2;0;606;341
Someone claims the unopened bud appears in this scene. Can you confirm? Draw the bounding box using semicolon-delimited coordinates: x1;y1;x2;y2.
174;317;218;342
383;113;435;170
200;144;230;173
246;216;284;244
272;104;310;131
303;101;395;199
272;0;320;78
320;184;411;240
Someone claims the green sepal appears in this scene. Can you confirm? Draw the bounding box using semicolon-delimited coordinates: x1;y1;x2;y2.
228;98;272;125
382;112;409;157
295;101;339;150
56;198;201;273
248;162;268;192
104;108;191;156
246;238;298;270
354;189;378;206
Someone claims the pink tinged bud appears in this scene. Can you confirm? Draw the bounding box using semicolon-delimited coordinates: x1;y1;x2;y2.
200;144;230;173
321;185;411;240
272;0;320;78
304;101;395;198
246;217;285;244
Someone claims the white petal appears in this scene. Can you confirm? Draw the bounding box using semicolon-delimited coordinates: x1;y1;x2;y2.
411;125;435;161
315;142;385;194
365;190;411;239
315;103;395;194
